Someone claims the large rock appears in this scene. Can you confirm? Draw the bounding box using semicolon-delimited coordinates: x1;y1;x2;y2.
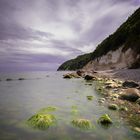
120;88;140;102
122;81;139;88
108;104;119;110
84;75;96;81
63;73;80;79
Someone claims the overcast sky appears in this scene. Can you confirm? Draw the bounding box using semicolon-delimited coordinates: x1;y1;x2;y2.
0;0;139;72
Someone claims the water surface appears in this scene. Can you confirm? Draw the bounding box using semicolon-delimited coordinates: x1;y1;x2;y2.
0;72;139;140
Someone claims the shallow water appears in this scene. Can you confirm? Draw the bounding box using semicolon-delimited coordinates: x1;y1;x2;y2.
0;71;139;140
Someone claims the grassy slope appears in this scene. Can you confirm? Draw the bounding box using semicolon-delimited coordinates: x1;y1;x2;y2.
57;7;140;71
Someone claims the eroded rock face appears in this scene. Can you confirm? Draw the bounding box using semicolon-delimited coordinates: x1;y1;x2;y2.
119;88;140;102
122;81;139;88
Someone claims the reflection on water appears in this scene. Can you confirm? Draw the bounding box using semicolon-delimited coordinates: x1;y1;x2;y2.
0;71;139;140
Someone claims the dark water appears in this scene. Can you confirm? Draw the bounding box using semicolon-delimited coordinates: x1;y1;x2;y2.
0;71;139;140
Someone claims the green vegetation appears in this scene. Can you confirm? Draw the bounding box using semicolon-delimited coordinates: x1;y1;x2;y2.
58;7;140;70
98;114;112;125
58;53;92;70
71;118;93;130
27;114;56;130
87;96;93;101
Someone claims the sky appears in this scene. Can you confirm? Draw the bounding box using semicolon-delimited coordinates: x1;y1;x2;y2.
0;0;139;72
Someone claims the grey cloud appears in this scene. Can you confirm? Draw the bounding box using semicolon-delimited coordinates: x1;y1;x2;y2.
0;0;139;71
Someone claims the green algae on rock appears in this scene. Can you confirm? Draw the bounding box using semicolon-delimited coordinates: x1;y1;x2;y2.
27;114;56;130
98;114;112;125
108;104;119;110
87;96;93;101
71;118;93;130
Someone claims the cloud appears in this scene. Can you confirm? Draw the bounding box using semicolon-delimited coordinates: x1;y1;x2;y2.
0;0;139;71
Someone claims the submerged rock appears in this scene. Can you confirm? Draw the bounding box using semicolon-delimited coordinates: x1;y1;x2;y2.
87;96;93;101
122;81;139;88
108;104;119;110
71;118;92;130
18;78;25;80
98;114;112;125
6;78;13;81
119;88;140;102
98;98;105;103
27;114;56;130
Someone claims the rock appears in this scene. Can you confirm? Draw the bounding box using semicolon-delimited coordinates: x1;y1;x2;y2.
6;78;12;81
18;78;25;80
76;70;85;77
108;104;119;110
84;75;96;81
122;81;139;88
136;98;140;105
27;114;56;130
119;88;140;102
87;96;93;100
63;73;80;79
71;118;92;130
98;114;112;125
119;106;128;111
98;98;105;103
133;127;140;133
63;74;72;79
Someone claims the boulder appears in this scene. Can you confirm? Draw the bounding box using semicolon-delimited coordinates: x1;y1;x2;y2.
122;81;139;88
98;114;112;125
84;75;96;81
63;73;80;79
6;78;12;81
76;70;85;77
136;98;140;105
119;88;140;102
18;78;25;80
108;104;119;110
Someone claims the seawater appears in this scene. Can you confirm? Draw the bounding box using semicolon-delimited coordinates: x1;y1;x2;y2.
0;71;139;140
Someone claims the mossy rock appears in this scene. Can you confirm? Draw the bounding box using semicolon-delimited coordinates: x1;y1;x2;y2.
108;104;119;110
87;96;93;101
98;114;112;125
119;106;128;111
71;118;92;130
27;114;56;130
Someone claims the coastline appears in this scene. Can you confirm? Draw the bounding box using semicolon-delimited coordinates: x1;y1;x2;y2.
63;68;140;132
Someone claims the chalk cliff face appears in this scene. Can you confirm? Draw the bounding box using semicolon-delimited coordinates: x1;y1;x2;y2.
83;46;140;71
58;7;140;71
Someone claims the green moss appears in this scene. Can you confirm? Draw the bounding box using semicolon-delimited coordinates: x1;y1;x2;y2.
108;104;119;110
87;96;93;101
71;106;79;115
27;114;56;130
71;118;93;130
98;114;113;125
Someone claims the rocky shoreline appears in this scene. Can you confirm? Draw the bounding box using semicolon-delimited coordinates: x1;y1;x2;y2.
63;69;140;133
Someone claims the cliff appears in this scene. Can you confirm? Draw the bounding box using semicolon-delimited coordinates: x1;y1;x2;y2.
58;7;140;71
